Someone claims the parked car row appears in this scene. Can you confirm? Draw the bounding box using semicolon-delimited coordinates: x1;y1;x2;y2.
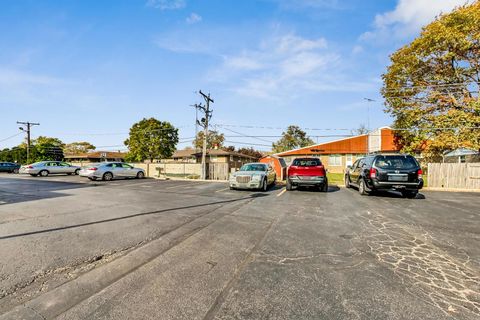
229;153;423;198
0;162;21;174
0;161;146;181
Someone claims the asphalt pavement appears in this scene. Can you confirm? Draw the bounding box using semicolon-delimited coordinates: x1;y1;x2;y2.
0;173;479;319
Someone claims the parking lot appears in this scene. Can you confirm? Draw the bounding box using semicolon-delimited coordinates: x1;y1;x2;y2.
0;173;479;319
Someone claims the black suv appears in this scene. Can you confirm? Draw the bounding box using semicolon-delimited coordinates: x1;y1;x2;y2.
344;154;423;198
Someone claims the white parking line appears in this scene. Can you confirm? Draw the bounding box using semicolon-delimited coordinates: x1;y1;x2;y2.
215;187;230;193
276;188;287;197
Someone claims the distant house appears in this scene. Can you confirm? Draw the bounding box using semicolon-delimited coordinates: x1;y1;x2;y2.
165;149;258;170
64;151;127;163
443;148;480;163
274;127;400;173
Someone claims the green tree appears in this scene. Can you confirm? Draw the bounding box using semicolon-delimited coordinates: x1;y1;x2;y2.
382;2;480;160
272;125;315;153
0;147;28;163
31;136;65;161
351;124;369;136
193;130;225;150
124;118;179;162
237;147;264;159
64;142;96;154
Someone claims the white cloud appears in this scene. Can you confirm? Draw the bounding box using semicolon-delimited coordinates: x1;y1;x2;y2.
186;13;202;24
208;33;348;100
361;0;474;41
146;0;186;10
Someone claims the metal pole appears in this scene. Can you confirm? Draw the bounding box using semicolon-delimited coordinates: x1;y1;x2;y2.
17;121;40;163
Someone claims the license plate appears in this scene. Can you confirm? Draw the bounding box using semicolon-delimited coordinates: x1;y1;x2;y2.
388;175;408;182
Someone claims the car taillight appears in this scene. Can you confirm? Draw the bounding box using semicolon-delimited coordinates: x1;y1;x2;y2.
369;168;377;179
27;165;33;169
88;167;97;171
417;169;423;179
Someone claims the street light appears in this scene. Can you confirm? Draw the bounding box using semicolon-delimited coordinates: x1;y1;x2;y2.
363;98;377;154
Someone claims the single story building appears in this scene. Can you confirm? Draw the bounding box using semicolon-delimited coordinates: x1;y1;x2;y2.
64;151;127;163
443;148;480;163
165;149;258;171
274;127;399;173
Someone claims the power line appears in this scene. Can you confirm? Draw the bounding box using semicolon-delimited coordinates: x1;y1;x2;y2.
218;125;275;143
0;132;23;143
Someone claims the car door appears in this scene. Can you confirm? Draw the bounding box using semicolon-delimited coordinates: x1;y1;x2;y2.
267;165;275;184
121;163;136;177
46;162;59;174
351;159;364;185
58;162;73;174
112;163;126;178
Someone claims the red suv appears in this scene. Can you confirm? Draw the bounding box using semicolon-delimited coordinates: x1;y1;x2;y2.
286;157;328;192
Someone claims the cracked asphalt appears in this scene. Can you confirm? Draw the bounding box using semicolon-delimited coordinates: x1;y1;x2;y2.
0;173;479;319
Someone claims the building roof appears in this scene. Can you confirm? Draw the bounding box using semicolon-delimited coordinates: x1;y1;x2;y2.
64;151;127;159
171;149;257;159
444;148;479;157
274;127;398;156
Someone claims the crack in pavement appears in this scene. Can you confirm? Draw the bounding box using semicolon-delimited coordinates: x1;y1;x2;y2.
359;211;480;317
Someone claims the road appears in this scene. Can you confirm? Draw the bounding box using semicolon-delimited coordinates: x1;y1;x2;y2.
0;174;479;319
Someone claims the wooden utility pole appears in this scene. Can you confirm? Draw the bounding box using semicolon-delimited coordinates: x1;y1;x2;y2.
194;90;214;180
17;121;40;163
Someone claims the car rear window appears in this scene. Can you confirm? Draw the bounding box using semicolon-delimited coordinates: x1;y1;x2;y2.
374;155;419;170
292;158;321;166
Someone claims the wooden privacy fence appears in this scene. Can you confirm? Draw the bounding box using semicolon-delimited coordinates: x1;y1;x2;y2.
428;163;480;190
208;163;230;181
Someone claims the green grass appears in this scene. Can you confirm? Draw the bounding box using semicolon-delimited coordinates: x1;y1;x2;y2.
327;172;344;186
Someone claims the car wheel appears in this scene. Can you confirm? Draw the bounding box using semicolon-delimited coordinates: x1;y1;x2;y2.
67;173;73;175
359;179;369;196
39;170;49;177
229;186;235;190
322;180;329;192
286;179;292;191
75;169;80;175
136;171;145;179
103;172;113;181
402;191;417;199
13;168;19;174
344;175;350;188
262;178;268;191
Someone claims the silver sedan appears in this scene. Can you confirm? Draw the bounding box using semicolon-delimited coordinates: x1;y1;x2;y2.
19;161;81;177
79;162;145;181
229;163;276;191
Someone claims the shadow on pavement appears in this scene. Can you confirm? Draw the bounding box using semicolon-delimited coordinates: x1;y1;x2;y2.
0;193;267;240
290;185;340;193
0;177;97;206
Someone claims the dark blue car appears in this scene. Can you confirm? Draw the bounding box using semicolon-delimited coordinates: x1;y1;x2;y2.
0;162;21;173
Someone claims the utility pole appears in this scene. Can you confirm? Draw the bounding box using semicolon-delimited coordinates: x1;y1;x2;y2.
363;98;375;155
17;121;40;163
193;90;214;180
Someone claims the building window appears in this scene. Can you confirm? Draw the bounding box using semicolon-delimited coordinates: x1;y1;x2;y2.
329;154;342;166
459;155;466;163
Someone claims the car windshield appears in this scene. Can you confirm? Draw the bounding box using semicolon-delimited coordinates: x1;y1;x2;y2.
374;155;418;170
239;164;266;171
292;158;321;166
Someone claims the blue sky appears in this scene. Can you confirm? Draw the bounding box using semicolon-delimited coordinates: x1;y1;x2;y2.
0;0;471;151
